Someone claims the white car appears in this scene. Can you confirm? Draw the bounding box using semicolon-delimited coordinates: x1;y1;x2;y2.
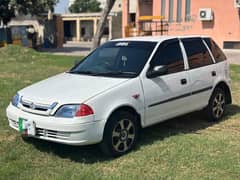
6;36;231;156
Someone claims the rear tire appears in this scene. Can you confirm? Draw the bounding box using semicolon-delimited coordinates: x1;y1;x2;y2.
100;110;140;157
205;88;226;122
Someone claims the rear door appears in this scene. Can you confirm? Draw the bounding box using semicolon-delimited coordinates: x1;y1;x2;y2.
141;39;192;126
203;38;230;84
181;38;217;110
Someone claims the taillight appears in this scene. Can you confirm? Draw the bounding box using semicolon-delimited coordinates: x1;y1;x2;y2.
75;104;94;117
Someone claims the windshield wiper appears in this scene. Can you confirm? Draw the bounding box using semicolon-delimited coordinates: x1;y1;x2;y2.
68;70;97;75
69;70;137;77
94;71;137;77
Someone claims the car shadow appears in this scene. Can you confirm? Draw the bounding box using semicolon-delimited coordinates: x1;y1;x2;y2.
26;104;240;163
139;104;240;146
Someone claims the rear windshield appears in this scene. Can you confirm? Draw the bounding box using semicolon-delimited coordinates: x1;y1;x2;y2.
203;38;227;63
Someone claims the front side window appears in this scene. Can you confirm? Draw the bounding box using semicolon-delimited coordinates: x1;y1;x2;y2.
204;38;226;63
69;41;157;78
150;39;184;74
182;38;213;69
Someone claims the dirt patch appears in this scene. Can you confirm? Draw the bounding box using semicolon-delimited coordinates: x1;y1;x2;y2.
0;134;17;142
0;73;17;78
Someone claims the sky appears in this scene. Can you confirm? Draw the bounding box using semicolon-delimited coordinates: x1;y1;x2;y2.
54;0;69;14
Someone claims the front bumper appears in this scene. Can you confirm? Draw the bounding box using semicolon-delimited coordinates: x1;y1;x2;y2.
6;104;105;146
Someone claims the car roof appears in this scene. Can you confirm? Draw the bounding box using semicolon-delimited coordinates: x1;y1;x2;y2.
111;35;210;43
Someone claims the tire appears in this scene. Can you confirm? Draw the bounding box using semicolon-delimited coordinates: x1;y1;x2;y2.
100;110;140;157
205;88;226;122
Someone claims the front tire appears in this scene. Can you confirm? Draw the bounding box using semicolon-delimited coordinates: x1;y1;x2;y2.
205;88;226;121
100;110;139;157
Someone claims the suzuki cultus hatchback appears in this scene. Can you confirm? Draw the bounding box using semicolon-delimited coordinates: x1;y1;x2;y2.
7;36;231;156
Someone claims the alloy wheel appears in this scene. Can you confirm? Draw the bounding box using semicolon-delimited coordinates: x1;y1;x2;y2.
212;92;225;118
112;119;135;152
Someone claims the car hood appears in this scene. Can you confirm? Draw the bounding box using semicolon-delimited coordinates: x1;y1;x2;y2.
19;73;129;105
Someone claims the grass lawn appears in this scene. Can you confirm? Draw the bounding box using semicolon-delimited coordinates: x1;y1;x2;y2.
0;45;240;180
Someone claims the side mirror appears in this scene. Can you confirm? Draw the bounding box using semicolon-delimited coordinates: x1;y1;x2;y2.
146;65;168;78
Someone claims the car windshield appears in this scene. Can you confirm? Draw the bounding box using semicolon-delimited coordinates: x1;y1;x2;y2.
69;41;157;78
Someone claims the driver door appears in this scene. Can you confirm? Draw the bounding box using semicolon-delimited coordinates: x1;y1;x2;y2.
141;39;192;126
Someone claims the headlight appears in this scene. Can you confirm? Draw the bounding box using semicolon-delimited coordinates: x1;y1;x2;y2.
55;104;94;118
55;105;79;118
12;93;20;107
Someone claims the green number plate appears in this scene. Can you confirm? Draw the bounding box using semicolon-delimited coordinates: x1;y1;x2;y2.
18;118;25;133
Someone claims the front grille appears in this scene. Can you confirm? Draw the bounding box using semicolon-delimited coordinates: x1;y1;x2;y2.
36;128;71;140
19;97;58;116
21;102;49;112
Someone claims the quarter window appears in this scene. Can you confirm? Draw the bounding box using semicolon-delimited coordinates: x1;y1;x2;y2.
151;39;184;74
204;38;226;63
182;38;213;69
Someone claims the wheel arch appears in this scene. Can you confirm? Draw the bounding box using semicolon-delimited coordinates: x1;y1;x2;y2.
213;81;232;104
100;105;142;156
104;105;142;129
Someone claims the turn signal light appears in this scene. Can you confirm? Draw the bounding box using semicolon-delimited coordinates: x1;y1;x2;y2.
75;104;94;117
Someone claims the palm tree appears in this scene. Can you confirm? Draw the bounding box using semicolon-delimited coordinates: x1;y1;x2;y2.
92;0;116;49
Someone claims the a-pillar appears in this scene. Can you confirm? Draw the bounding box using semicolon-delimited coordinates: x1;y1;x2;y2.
108;17;112;40
93;18;98;35
76;19;81;41
122;0;130;37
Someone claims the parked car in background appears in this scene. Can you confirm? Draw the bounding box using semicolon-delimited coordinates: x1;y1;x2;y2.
6;36;231;157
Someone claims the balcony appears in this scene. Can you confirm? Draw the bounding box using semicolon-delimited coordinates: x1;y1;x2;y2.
125;16;168;37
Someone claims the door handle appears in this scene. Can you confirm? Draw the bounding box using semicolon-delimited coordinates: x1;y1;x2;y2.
181;78;187;85
211;71;216;77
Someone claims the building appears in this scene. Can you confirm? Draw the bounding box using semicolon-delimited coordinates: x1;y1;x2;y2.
6;14;63;48
99;0;122;12
64;0;124;42
122;0;240;48
68;0;75;7
62;12;122;42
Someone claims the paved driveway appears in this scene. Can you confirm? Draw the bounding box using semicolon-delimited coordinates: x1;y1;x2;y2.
224;50;240;65
40;42;92;56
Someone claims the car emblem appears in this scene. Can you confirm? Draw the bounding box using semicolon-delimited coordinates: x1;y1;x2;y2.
30;102;36;109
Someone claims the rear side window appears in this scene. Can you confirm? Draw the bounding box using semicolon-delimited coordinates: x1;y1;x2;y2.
151;39;184;74
182;38;214;69
204;38;227;63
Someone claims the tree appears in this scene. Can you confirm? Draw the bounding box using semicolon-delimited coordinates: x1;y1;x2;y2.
0;0;58;25
92;0;116;49
0;0;15;25
69;0;101;13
